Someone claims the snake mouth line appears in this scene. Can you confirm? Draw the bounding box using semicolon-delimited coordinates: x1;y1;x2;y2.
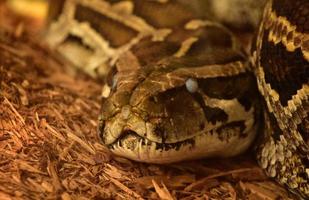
103;120;258;163
108;130;196;152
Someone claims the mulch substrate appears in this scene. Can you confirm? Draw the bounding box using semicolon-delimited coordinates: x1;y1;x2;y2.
0;2;297;199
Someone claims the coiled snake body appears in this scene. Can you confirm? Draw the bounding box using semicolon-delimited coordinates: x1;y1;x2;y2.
254;0;309;198
45;0;309;198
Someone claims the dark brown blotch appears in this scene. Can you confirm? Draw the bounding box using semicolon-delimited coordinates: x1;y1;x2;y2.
190;92;228;124
260;30;309;106
133;0;194;28
217;121;246;142
273;0;309;33
196;73;258;112
75;5;138;47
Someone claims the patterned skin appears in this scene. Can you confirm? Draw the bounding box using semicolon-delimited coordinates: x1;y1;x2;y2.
253;0;309;198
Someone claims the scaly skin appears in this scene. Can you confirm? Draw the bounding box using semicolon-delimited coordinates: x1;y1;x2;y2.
254;0;309;198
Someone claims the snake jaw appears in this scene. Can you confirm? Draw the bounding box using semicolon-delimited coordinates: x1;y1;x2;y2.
107;122;259;164
99;96;259;163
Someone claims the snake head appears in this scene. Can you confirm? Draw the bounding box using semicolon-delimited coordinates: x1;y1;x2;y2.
98;54;261;163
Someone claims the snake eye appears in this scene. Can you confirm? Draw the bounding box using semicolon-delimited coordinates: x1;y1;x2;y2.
185;78;198;93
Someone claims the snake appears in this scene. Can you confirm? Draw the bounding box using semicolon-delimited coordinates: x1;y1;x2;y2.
253;0;309;198
45;0;309;198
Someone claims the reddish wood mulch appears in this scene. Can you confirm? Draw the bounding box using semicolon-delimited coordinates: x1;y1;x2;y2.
0;1;296;199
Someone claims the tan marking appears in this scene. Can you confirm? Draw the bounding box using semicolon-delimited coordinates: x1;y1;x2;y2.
166;73;173;87
63;0;76;20
201;92;255;133
45;0;78;47
269;89;280;101
149;79;170;91
185;19;220;30
267;11;309;61
174;37;198;58
79;0;153;33
288;85;309;113
185;19;206;30
111;1;133;15
151;29;172;41
256;65;308;128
